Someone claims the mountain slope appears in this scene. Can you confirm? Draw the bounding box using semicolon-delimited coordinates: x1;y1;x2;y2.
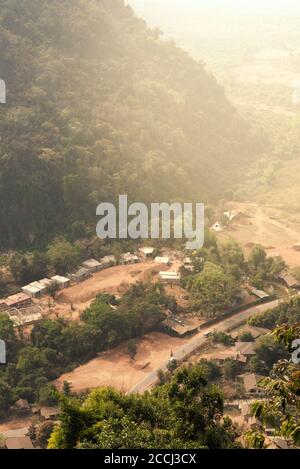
0;0;263;249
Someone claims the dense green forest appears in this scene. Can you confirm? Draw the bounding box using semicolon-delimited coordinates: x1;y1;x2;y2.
0;0;264;250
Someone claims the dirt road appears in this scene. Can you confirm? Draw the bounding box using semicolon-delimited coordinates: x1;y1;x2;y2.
128;298;280;394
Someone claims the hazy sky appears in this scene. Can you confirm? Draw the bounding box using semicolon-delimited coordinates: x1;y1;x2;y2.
129;0;300;13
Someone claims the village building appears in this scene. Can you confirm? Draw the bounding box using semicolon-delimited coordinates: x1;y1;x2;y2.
22;283;44;298
40;406;60;421
0;293;32;310
235;342;256;358
100;255;117;268
236;354;248;364
82;258;103;273
139;246;155;259
7;305;43;327
155;256;171;265
39;278;53;288
243;373;264;396
250;288;272;300
120;252;139;265
32;281;48;294
184;257;192;266
51;275;70;289
268;437;294;450
159;271;181;285
183;257;194;271
279;273;300;289
67;267;92;283
5;436;34;450
211;351;239;364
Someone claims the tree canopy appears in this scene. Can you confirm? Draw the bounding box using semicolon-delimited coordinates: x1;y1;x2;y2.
48;363;240;449
0;0;263;250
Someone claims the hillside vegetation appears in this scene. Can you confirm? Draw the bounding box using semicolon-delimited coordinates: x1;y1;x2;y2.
0;0;263;249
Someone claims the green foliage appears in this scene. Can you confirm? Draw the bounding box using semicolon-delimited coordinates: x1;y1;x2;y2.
249;296;300;329
48;364;240;449
46;281;60;299
0;380;14;418
220;240;245;281
47;237;82;275
211;331;235;346
187;262;241;317
238;332;255;342
127;340;137;360
223;359;240;380
8;251;49;285
0;0;261;250
38;384;59;406
254;335;288;371
0;272;9;297
197;359;222;382
245;430;266;449
35;421;55;448
249;324;300;446
166;358;178;373
0;314;15;343
248;245;286;288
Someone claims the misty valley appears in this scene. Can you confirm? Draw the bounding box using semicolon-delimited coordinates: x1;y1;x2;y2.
0;0;300;456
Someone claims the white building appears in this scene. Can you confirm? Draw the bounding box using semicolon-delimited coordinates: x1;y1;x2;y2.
100;255;117;268
51;275;70;289
82;258;103;272
67;268;91;283
155;256;171;265
159;271;181;285
22;285;41;298
139;247;155;259
31;281;47;294
39;278;53;288
120;252;139;265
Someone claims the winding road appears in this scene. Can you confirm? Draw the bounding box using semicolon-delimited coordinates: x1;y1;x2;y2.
128;298;281;394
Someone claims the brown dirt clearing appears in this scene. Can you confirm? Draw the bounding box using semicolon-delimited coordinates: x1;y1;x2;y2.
55;332;188;393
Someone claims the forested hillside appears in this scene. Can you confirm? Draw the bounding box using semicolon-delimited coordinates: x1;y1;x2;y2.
0;0;263;249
